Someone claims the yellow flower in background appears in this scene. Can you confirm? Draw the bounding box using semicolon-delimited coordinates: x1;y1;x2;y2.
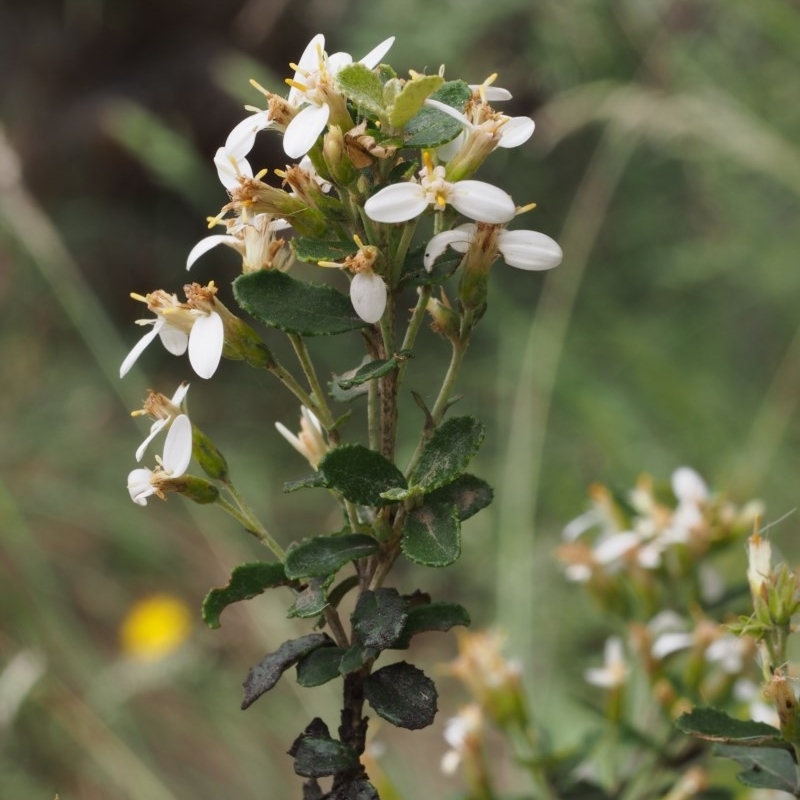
119;593;193;661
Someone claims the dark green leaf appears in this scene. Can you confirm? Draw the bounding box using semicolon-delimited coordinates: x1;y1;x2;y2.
327;575;359;609
330;779;379;800
393;602;470;649
241;634;332;709
285;534;379;580
364;662;438;730
293;736;360;778
387;73;444;128
339;643;378;674
335;353;411;389
318;445;407;506
202;562;290;629
401;246;461;287
410;416;486;492
296;646;345;687
292;238;357;264
288;576;333;619
352;589;409;650
714;744;798;793
402;502;461;567
403;80;471;148
336;63;385;119
425;473;494;521
676;708;783;746
234;270;367;337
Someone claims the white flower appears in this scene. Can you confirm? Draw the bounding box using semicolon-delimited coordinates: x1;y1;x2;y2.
275;406;329;469
440;704;483;775
283;34;394;159
584;636;628;689
349;270;387;323
133;382;190;462
747;532;772;600
127;414;193;506
424;222;562;272
186;214;292;273
365;156;516;224
120;286;225;380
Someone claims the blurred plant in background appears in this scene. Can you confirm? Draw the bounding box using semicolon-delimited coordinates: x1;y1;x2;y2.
2;0;800;798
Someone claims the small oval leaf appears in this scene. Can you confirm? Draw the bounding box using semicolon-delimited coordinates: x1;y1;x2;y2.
318;445;407;506
410;416;486;492
296;646;345;687
352;588;409;650
202;562;290;629
402;502;461;567
285;534;379;580
363;662;438;730
293;736;360;778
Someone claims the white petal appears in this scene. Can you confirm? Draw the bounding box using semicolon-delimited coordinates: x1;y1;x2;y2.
593;531;640;564
364;183;428;223
170;382;190;406
214;146;253;191
436;131;466;163
128;468;155;505
350;272;387;324
358;36;394;69
186;235;241;270
158;324;189;356
423;226;475;271
424;98;470;126
470;85;512;102
162;414;192;477
295;34;325;75
136;418;167;462
497;116;535;148
225;111;272;158
449;180;516;223
497;230;562;270
120;320;162;378
652;632;694;660
326;52;354;74
283;103;331;159
671;467;708;503
188;311;224;379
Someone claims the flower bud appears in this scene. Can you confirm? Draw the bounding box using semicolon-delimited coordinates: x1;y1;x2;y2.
192;427;229;482
161;475;220;505
322;126;357;186
426;293;461;341
457;222;501;318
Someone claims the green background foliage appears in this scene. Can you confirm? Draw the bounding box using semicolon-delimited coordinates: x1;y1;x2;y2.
1;0;799;797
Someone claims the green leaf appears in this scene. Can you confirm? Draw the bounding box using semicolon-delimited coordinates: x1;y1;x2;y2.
202;562;290;629
403;80;471;148
363;662;438;730
351;589;409;650
292;238;357;264
234;270;367;337
288;576;333;619
293;736;360;778
241;634;332;709
283;472;327;493
410;416;486;492
401;246;461;287
393;602;471;649
335;353;411;389
329;779;379;800
296;646;345;687
339;643;378;675
714;744;798;793
318;445;407;506
285;534;379;580
425;473;494;521
336;63;386;119
676;708;784;746
402;502;461;567
387;73;444;128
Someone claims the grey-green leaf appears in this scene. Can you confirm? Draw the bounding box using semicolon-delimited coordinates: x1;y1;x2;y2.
293;736;361;778
387;73;445;128
402;502;461;567
714;744;798;793
288;576;333;619
393;602;471;649
296;646;345;687
351;588;409;650
363;662;438;730
241;634;332;709
403;80;472;148
202;562;290;629
425;473;494;521
410;416;486;492
335;353;410;389
285;534;379;580
335;63;386;119
318;445;407;506
292;238;357;264
234;270;367;337
676;708;783;746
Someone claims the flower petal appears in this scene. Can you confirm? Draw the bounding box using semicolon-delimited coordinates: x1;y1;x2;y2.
162;413;192;477
423;226;475;271
283;103;331;159
497;230;562;270
186;234;241;270
120;320;162;378
214;146;253;191
497;116;535;148
128;468;155;505
449;180;516;223
170;381;190;406
188;311;224;379
225;111;272;158
136;418;168;462
158;324;189;356
350;272;387;323
358;36;395;69
364;183;428;223
470;85;512;102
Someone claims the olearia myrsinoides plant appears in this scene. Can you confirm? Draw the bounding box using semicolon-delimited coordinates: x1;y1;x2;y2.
120;32;562;799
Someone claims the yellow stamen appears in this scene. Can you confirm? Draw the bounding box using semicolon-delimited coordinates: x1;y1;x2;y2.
249;78;270;97
285;77;307;93
422;150;435;172
273;168;287;179
353;234;365;249
317;260;340;269
254;168;269;181
515;202;538;215
130;292;147;303
434;192;448;210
